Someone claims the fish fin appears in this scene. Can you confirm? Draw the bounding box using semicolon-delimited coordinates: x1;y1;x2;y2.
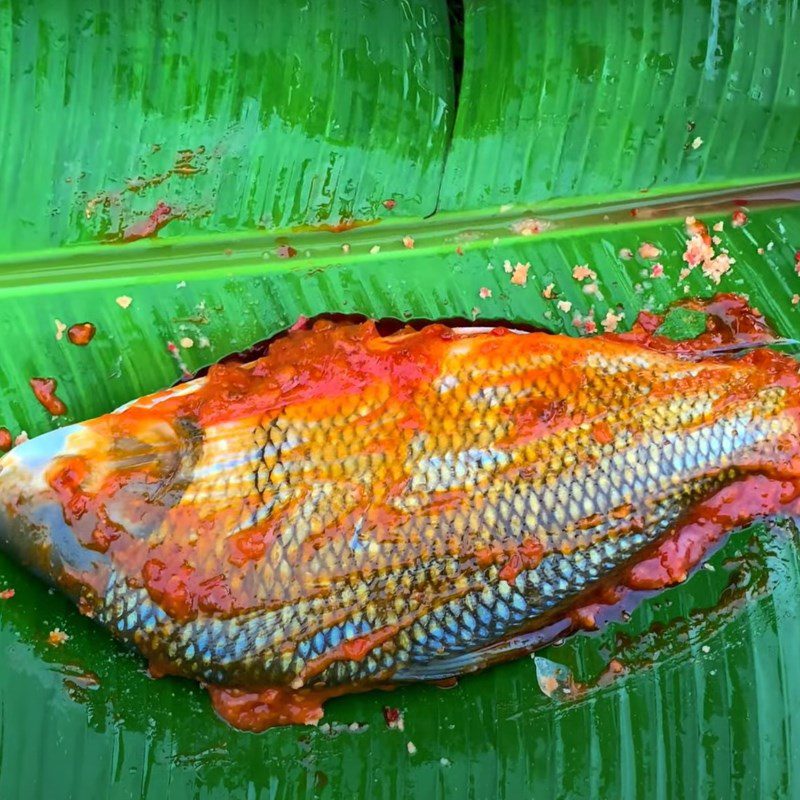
392;617;572;682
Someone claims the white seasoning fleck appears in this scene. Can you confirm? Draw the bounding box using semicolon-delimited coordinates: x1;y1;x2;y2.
407;741;417;755
116;295;133;309
369;245;381;255
341;243;351;254
179;337;194;349
691;136;704;150
54;319;67;341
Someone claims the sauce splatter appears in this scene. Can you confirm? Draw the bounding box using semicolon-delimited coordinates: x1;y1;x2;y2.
0;428;11;452
208;685;350;731
29;378;67;416
67;323;96;346
121;202;183;243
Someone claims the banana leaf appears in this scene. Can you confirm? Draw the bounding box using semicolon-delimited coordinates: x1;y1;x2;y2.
1;1;800;798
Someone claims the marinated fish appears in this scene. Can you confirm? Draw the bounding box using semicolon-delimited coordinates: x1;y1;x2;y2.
1;294;799;730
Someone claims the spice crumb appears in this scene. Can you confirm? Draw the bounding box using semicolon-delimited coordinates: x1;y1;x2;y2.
383;707;405;731
402;236;415;249
792;294;800;306
479;287;492;299
650;263;664;278
341;243;350;254
369;245;381;255
48;629;69;647
619;248;634;260
542;283;555;299
115;295;133;309
732;210;748;228
556;300;573;313
511;218;548;236
382;199;396;210
0;588;14;600
54;319;67;341
406;741;417;755
176;280;187;289
601;309;624;333
713;221;724;232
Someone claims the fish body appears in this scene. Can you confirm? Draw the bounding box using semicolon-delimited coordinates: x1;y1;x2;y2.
1;294;800;729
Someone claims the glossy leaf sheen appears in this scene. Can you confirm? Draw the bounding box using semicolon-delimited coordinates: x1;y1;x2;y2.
1;1;800;799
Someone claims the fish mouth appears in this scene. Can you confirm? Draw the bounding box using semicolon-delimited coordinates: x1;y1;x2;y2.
0;425;111;601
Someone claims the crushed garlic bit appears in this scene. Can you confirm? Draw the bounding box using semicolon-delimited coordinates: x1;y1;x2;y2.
637;242;661;260
572;264;596;281
601;309;624;333
509;262;530;286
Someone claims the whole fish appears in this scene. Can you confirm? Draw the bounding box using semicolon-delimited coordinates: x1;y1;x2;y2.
1;294;799;730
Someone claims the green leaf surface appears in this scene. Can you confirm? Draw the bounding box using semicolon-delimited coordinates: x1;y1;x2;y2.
440;0;800;209
0;0;454;253
1;1;800;799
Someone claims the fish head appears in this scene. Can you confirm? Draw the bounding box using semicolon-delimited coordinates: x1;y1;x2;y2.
0;413;201;609
0;424;112;602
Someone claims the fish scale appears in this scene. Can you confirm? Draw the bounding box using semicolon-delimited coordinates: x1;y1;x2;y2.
2;303;800;727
